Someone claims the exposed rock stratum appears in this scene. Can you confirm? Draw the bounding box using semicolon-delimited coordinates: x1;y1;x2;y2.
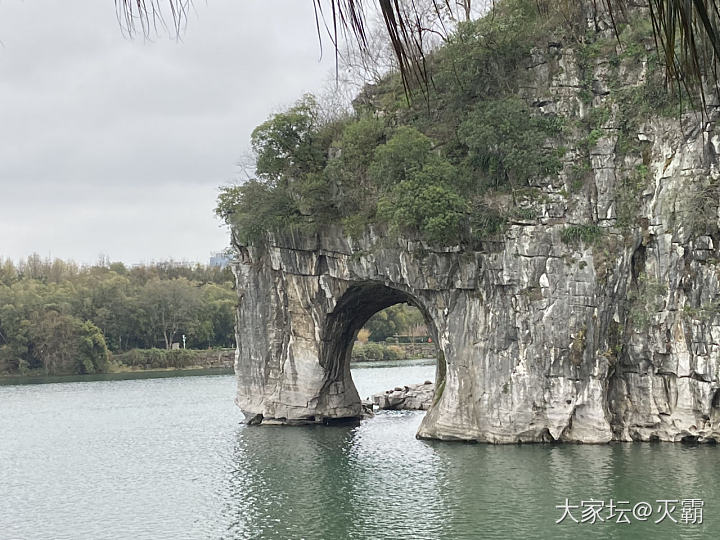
372;382;435;411
232;8;720;443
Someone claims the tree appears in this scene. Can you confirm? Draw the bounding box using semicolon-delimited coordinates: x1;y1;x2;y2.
364;304;426;341
0;259;18;285
371;127;467;243
0;259;236;375
217;94;349;242
458;97;564;189
26;310;108;375
77;321;110;374
189;283;236;348
323;116;386;216
251;94;324;186
335;1;487;90
0;302;30;374
140;277;202;349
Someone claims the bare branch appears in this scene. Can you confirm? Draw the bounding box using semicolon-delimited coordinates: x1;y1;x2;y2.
113;1;720;106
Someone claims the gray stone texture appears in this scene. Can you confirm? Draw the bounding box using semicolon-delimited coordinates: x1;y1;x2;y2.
232;9;720;443
372;382;435;411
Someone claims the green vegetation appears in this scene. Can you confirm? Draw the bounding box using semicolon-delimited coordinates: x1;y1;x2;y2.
683;299;720;322
560;224;604;245
112;348;224;370
374;127;468;243
216;0;577;246
458;97;564;189
215;1;696;257
570;327;587;365
675;176;720;237
0;256;235;376
351;304;431;362
363;304;426;342
217;1;686;248
351;342;405;362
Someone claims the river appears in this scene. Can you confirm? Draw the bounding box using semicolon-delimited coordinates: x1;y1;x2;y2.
0;360;717;539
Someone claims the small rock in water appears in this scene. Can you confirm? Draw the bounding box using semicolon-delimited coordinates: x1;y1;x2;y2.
372;382;435;411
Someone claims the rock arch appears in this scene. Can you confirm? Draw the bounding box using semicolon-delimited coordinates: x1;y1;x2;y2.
232;220;720;443
232;233;450;428
316;282;442;418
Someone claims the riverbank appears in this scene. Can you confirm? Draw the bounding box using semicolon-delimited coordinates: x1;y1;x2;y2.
350;341;435;362
0;366;235;386
0;348;235;384
112;348;235;370
0;352;435;386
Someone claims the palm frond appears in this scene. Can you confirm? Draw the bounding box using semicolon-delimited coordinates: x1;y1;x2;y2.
115;0;191;38
312;1;456;94
646;0;720;105
115;1;720;104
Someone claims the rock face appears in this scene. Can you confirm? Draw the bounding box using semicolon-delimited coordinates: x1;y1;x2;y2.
232;9;720;442
372;382;435;411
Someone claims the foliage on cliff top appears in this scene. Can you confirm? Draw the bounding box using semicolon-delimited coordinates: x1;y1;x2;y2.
216;0;677;248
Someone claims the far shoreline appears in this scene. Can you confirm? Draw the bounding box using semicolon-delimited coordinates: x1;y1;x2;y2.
0;357;436;386
0;366;235;386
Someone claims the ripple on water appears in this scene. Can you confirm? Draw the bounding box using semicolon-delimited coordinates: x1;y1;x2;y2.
1;368;717;540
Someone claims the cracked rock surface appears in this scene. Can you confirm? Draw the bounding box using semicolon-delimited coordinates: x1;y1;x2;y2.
231;10;720;443
371;382;435;411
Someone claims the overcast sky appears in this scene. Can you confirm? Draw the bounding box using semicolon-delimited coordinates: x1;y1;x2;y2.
0;0;337;265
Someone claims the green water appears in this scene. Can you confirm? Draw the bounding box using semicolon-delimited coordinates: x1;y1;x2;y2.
0;362;717;539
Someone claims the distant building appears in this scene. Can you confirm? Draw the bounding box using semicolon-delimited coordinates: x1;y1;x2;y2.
209;252;231;269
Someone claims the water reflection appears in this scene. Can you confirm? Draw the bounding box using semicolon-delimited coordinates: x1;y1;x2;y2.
223;412;445;539
223;421;719;540
1;368;717;540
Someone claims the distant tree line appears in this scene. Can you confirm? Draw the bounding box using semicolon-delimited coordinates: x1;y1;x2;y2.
0;255;236;375
362;304;426;342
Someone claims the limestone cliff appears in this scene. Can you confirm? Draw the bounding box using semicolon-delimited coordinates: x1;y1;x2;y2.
231;5;720;443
